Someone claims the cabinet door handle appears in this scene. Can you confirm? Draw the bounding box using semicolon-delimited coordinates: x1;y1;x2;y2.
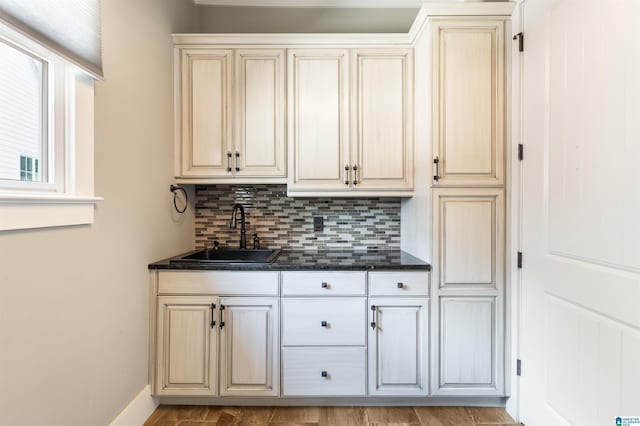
397;282;404;289
321;321;328;327
227;152;232;172
235;151;240;172
433;156;440;182
210;303;216;328
321;371;328;378
321;282;329;289
344;165;350;186
370;305;377;329
353;165;359;186
219;305;225;329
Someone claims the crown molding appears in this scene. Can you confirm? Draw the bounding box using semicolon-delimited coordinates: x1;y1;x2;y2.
173;32;412;45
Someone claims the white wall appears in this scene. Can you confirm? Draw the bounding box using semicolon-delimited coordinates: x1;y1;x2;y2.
195;6;418;33
0;0;196;424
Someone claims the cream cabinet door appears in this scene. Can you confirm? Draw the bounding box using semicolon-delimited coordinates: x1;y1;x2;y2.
287;49;351;193
432;188;505;291
219;297;279;396
435;296;503;396
431;19;505;186
234;49;286;178
156;296;218;396
352;49;413;191
180;49;233;178
368;298;428;396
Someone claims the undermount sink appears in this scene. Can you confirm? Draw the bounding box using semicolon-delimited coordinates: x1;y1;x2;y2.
171;248;282;264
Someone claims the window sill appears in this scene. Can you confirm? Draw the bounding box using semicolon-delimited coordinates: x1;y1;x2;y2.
0;194;103;231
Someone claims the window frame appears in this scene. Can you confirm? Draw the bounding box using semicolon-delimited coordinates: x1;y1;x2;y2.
0;20;101;231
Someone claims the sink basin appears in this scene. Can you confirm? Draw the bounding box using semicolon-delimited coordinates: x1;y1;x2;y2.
171;248;282;264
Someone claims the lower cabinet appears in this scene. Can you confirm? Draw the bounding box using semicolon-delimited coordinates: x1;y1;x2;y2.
153;269;507;400
434;296;502;396
219;297;279;397
280;271;367;397
155;294;279;397
431;188;505;396
368;298;429;396
156;296;218;396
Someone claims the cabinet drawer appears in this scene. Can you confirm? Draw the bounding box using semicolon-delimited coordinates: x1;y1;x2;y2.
282;347;366;396
368;272;430;296
158;271;279;295
281;272;365;296
282;298;365;346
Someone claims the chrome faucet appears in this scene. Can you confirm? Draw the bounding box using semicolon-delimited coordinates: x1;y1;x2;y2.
229;203;247;249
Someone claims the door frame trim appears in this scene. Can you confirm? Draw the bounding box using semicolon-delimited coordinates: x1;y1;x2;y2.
505;0;525;422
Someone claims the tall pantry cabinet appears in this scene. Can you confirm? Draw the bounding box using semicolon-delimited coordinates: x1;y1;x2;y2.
430;18;508;396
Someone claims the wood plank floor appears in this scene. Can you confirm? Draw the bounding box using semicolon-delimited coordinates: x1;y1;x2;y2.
144;405;519;426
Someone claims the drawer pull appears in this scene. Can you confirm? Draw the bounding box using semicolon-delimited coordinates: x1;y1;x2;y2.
321;371;328;378
321;321;328;327
397;282;405;289
321;282;329;289
370;305;377;329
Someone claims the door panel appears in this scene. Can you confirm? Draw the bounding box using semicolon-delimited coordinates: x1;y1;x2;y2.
352;49;413;190
219;297;279;396
181;49;232;177
287;49;350;192
156;296;218;396
368;298;428;396
433;188;504;290
235;49;286;177
436;296;501;395
432;19;505;186
519;0;640;424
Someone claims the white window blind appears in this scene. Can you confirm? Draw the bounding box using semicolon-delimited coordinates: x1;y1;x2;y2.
0;0;102;79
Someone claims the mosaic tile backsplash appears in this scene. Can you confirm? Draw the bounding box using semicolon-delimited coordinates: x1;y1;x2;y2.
195;185;401;251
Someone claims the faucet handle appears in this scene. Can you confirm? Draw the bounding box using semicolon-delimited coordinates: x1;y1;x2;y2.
252;234;260;250
212;240;220;250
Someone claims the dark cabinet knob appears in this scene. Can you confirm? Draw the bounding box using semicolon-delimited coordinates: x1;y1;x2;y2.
321;371;328;378
397;282;404;289
321;321;327;327
321;282;328;288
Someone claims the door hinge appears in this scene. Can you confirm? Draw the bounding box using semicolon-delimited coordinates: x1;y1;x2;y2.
517;252;523;269
518;144;524;161
513;32;524;52
517;359;522;376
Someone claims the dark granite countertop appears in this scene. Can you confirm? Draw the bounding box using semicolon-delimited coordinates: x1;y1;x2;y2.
149;249;430;271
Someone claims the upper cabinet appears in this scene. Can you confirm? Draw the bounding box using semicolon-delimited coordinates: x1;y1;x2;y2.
234;50;286;178
431;19;505;187
287;49;351;193
179;49;233;179
176;48;286;182
174;41;414;194
288;48;414;196
351;49;414;192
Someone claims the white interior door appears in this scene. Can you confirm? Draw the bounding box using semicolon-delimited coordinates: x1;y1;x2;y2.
519;0;640;424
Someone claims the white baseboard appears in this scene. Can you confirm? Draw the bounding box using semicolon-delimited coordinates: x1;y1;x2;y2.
110;385;159;426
